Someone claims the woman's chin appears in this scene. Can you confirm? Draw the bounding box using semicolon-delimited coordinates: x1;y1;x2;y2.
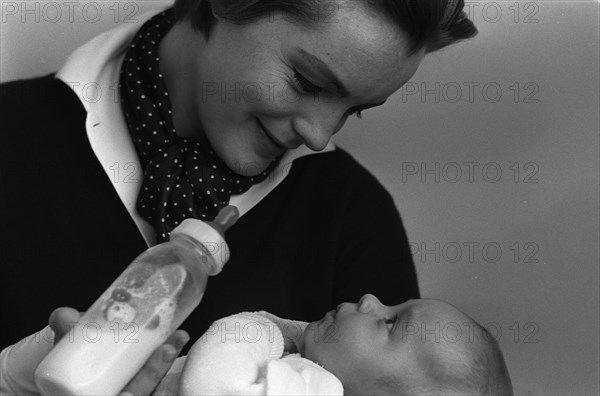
223;156;274;177
230;162;270;177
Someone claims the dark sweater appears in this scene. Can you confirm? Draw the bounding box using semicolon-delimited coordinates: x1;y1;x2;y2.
0;75;419;349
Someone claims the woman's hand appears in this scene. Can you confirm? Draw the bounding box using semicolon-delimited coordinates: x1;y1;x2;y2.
48;307;190;396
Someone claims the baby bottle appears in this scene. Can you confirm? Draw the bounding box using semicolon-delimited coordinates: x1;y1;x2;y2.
34;205;239;396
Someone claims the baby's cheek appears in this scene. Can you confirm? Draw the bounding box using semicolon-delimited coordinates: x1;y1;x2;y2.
301;322;316;354
301;321;328;361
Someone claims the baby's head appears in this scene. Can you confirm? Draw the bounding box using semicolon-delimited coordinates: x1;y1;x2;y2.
302;295;513;395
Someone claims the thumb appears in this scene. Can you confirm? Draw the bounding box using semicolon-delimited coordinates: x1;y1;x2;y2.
48;307;81;345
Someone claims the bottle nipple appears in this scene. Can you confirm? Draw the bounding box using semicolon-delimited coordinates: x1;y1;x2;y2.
208;205;239;236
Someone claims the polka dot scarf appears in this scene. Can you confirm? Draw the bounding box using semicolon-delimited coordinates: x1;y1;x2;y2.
119;9;277;242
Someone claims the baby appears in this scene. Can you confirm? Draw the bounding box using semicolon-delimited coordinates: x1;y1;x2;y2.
155;294;514;395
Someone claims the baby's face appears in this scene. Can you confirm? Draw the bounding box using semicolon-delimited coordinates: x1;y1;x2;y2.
302;295;471;392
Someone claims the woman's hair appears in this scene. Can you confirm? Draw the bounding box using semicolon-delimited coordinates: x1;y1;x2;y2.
173;0;477;55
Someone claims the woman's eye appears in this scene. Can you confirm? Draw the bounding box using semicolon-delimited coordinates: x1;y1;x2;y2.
292;68;323;94
291;68;364;120
291;67;365;120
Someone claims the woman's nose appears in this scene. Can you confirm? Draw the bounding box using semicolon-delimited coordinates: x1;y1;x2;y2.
357;294;383;313
292;108;347;151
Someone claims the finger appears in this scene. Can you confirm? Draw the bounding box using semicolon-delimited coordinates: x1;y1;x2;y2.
121;330;190;396
48;307;81;345
124;344;176;396
165;329;191;352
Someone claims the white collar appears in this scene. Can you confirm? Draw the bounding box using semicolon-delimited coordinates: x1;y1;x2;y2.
55;7;334;247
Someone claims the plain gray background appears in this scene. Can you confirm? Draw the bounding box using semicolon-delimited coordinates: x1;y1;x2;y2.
1;1;599;394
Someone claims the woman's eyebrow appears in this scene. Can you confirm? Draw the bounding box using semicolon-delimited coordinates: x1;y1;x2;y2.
295;48;388;109
296;47;351;97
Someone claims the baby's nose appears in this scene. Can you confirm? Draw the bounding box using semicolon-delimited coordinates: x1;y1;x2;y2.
357;294;381;313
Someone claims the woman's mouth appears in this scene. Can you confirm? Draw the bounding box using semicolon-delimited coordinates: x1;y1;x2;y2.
257;119;288;153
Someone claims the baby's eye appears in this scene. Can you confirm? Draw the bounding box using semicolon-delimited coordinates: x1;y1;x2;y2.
385;317;396;332
346;107;364;119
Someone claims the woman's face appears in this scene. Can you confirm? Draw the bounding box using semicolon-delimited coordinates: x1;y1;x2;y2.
172;3;424;176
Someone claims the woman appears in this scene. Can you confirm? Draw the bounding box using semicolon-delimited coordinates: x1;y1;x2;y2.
1;0;476;392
